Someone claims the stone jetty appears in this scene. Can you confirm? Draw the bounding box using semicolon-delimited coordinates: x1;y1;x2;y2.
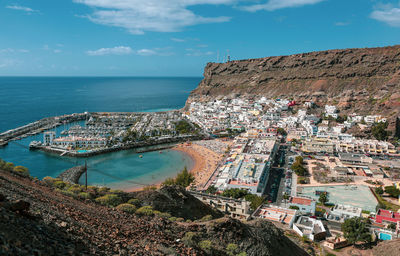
57;166;86;184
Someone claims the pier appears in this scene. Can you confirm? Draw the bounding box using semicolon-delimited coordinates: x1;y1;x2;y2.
36;134;203;157
1;111;205;159
0;112;88;144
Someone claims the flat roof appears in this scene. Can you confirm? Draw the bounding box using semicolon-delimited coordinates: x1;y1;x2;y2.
290;197;313;206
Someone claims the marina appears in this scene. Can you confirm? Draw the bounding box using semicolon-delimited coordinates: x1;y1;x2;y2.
0;77;200;190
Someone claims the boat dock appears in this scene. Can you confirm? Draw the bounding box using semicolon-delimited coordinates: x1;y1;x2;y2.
0;113;88;146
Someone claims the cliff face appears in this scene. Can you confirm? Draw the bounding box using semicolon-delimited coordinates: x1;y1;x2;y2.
189;45;400;117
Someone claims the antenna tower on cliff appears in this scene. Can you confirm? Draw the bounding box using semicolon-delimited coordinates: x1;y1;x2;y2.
227;50;230;62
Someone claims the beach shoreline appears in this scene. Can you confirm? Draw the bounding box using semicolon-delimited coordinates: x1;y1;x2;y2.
124;140;228;192
169;140;227;189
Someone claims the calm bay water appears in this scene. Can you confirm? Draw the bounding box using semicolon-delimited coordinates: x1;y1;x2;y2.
0;77;200;189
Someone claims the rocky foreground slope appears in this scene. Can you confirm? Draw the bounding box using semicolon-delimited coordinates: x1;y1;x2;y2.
188;45;400;120
0;169;308;256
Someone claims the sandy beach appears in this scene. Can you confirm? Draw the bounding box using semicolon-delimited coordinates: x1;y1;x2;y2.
172;139;231;189
125;139;231;192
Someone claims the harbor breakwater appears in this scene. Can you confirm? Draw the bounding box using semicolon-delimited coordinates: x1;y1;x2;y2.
57;166;86;184
0;113;88;143
36;135;204;158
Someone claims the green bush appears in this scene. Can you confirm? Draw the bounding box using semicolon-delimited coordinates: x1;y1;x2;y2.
176;217;184;222
78;192;92;200
109;189;124;194
226;243;238;256
289;205;300;210
200;215;213;222
198;240;213;253
95;194;122;207
182;232;198;247
116;203;137;214
13;166;29;177
3;162;15;172
68;185;83;194
136;206;154;216
237;252;247;256
168;217;177;222
127;198;142;207
61;190;76;198
52;180;67;189
98;187;110;193
155;212;171;218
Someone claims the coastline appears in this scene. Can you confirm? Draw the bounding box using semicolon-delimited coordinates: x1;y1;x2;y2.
171;141;225;189
124;140;227;192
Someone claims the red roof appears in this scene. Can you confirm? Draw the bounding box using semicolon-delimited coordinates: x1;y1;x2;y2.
377;209;400;219
290;197;313;206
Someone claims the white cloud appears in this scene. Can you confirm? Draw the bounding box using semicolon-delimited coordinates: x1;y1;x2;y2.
171;38;186;42
241;0;324;12
371;6;400;27
186;48;214;56
136;49;157;56
53;49;62;53
86;46;133;56
0;48;29;54
6;5;38;13
335;21;349;26
73;0;232;34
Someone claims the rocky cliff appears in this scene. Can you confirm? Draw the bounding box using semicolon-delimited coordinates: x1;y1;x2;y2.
189;45;400;118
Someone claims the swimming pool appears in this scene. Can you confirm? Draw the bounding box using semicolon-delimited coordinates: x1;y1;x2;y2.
379;232;392;240
297;185;377;212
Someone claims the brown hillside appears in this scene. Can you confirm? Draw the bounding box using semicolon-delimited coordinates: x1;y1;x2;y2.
188;45;400;122
0;169;308;256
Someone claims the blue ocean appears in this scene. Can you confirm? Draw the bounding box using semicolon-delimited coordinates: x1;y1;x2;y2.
0;77;201;189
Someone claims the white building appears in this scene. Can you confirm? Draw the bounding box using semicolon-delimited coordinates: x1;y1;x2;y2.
43;131;56;146
293;216;326;241
288;196;316;215
52;136;106;149
326;204;362;223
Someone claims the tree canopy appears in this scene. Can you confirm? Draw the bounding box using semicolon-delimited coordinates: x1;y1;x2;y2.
341;217;371;245
291;156;308;176
375;186;384;195
222;188;249;199
277;128;287;136
384;186;400;198
162;167;195;187
372;122;391;141
318;192;329;205
175;120;194;134
221;188;265;210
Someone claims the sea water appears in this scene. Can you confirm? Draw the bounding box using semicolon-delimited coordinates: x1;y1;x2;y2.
0;77;200;189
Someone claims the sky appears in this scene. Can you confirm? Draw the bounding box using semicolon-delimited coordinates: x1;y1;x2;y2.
0;0;400;76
